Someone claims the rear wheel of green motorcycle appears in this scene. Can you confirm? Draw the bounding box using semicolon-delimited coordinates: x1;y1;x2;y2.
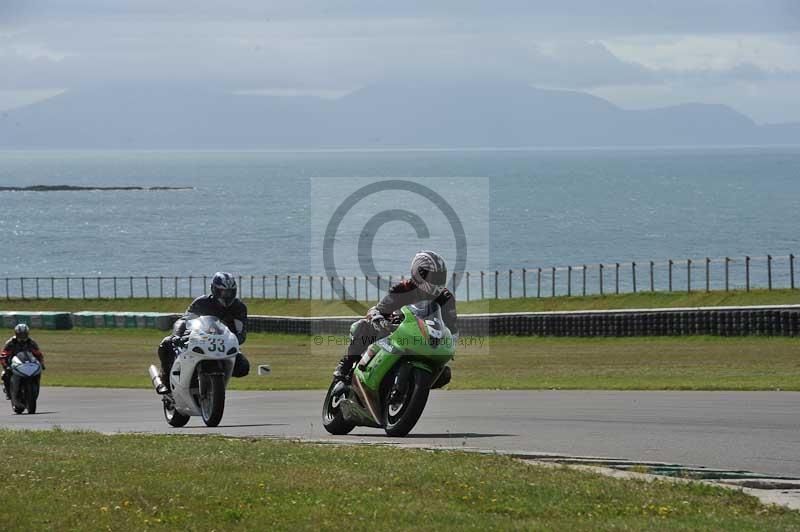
383;367;432;437
322;381;355;435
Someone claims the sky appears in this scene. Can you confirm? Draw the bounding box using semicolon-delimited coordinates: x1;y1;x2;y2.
2;1;800;123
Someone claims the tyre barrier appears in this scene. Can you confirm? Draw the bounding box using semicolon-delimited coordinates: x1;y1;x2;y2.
5;305;800;337
240;305;800;337
71;312;178;331
0;311;73;330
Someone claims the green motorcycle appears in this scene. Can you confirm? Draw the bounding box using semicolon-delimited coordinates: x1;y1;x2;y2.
323;301;455;437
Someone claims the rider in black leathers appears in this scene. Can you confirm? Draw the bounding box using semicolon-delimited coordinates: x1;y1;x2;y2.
157;272;249;392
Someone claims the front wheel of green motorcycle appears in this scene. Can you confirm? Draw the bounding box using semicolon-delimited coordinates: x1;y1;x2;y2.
322;381;356;435
383;366;432;437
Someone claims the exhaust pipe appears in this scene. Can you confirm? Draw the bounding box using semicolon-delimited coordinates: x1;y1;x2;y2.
148;365;168;394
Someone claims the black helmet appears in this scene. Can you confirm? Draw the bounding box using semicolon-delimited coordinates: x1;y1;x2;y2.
210;272;237;307
14;323;30;342
410;250;448;295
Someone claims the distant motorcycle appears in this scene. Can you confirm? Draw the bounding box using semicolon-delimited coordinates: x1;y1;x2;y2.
148;316;239;428
6;350;42;414
322;301;455;437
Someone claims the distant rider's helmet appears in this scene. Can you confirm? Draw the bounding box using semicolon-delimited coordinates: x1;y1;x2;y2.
410;251;448;296
13;323;30;342
210;272;238;308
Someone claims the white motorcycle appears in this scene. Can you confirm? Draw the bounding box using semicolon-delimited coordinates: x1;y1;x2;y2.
6;351;42;414
148;316;239;428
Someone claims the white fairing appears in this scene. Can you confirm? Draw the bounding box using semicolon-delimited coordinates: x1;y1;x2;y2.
11;351;41;378
169;316;238;416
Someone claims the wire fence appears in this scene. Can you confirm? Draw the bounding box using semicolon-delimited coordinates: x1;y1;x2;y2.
2;253;797;301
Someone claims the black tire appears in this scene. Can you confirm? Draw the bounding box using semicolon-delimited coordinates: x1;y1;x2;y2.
200;373;225;427
322;381;355;435
164;399;190;427
24;380;37;414
383;366;432;437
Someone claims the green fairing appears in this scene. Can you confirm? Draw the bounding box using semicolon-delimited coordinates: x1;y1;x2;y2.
356;306;455;391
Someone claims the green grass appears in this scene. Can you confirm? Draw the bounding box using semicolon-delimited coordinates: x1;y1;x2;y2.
2;288;799;316
3;429;798;531
30;328;800;391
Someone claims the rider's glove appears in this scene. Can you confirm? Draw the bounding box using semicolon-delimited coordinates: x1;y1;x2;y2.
368;308;389;332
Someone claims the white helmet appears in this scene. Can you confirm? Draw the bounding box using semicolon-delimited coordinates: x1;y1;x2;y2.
410;251;448;296
14;323;30;341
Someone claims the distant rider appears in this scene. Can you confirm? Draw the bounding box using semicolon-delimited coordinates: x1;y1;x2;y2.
332;250;458;388
1;324;45;399
156;272;250;393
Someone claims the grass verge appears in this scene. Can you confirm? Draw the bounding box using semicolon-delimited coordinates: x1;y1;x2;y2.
3;429;798;531
1;288;799;316
29;328;800;391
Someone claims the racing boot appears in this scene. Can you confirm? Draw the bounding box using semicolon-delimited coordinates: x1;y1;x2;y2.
332;353;360;384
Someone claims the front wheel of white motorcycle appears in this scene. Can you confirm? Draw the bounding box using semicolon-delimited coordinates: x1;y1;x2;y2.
164;398;190;427
200;373;225;427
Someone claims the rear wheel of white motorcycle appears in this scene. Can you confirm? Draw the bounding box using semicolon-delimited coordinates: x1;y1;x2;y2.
322;380;355;435
24;381;37;414
383;367;432;437
199;374;225;427
164;399;190;427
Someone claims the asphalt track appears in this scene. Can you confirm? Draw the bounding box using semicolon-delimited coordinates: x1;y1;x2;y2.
2;388;799;478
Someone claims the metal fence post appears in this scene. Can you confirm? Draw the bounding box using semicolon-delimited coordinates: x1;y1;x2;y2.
189;276;193;297
687;259;692;293
614;263;619;295
494;271;499;299
274;275;278;299
320;276;324;300
297;275;301;299
341;277;346;300
599;264;604;295
522;269;527;298
582;265;586;296
3;278;8;300
453;272;457;294
480;271;485;300
174;276;178;298
113;277;117;299
353;276;358;301
632;262;637;293
466;272;471;301
20;277;24;300
567;266;572;297
329;276;334;300
286;275;290;299
129;276;133;298
767;254;773;290
159;276;163;298
35;277;40;299
725;257;730;292
365;276;369;301
97;277;101;298
81;277;86;299
705;258;710;292
537;268;542;298
67;278;71;299
791;254;796;290
51;277;55;298
649;261;654;292
668;260;673;292
377;276;382;298
508;269;512;299
252;276;256;299
551;267;556;297
745;256;750;292
144;276;149;298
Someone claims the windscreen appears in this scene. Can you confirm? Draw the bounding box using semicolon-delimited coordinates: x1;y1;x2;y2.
187;316;229;335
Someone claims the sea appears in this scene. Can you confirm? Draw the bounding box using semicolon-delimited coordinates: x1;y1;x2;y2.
1;147;798;297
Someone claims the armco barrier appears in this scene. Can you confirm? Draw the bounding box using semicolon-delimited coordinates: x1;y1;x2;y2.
0;311;72;330
242;305;800;337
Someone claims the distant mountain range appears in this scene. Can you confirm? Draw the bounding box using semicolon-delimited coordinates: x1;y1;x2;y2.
1;82;798;148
